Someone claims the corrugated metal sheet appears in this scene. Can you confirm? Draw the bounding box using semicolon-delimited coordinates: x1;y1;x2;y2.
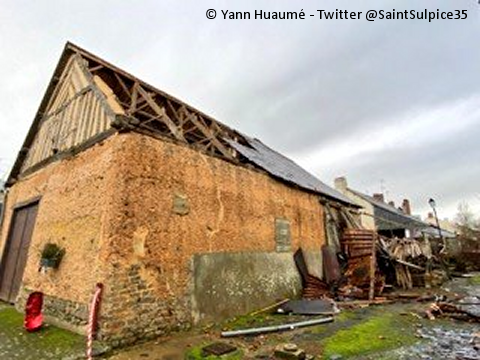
227;137;357;206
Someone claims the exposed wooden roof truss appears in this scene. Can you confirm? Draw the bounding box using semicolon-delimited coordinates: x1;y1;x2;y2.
8;43;249;184
81;47;245;161
7;43;357;207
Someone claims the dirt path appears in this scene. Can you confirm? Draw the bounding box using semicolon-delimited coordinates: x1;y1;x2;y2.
105;276;480;360
106;334;212;360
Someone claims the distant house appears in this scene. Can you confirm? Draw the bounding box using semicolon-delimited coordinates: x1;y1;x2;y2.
424;212;457;236
0;43;358;345
334;177;428;238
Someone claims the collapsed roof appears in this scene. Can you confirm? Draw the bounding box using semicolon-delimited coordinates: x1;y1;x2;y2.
8;42;357;207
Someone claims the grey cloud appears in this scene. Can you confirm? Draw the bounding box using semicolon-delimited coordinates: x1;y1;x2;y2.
0;0;479;218
325;122;480;217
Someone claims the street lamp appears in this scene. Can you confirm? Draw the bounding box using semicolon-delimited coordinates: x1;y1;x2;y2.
428;198;446;252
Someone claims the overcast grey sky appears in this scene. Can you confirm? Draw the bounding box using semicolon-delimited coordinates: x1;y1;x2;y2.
1;0;479;219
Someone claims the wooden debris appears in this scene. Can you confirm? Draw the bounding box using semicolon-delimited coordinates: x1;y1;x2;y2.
338;298;392;308
341;228;384;299
302;275;330;299
378;237;433;289
425;299;480;322
249;299;289;317
369;233;377;300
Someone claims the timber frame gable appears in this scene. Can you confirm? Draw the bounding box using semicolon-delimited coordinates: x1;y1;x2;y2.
6;42;358;208
8;42;248;186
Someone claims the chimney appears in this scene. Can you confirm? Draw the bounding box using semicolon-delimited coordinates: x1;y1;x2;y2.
402;199;411;215
334;176;348;192
427;212;434;219
388;200;395;208
373;193;385;203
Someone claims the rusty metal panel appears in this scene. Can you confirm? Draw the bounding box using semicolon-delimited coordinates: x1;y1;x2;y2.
322;245;341;284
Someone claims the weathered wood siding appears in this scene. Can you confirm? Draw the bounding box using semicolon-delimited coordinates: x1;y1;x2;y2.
21;56;116;172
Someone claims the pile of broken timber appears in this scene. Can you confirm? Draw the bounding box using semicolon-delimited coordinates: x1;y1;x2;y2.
294;249;331;299
380;238;432;289
342;229;376;258
303;274;330;299
426;296;480;322
342;229;384;299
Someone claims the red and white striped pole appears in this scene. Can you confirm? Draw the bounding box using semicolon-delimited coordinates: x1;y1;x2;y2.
87;283;103;360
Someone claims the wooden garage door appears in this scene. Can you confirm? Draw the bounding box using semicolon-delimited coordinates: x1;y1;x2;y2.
0;202;39;303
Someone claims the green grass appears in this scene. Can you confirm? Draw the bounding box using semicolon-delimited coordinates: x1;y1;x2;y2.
334;310;357;323
221;312;278;331
185;344;243;360
467;275;480;286
320;312;417;359
0;306;86;358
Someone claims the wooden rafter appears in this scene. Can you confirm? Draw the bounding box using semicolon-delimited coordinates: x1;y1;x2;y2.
71;44;244;162
136;85;186;142
129;82;139;114
113;72;132;97
8;43;250;185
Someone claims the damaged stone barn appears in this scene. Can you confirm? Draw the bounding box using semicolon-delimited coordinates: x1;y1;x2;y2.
0;43;359;344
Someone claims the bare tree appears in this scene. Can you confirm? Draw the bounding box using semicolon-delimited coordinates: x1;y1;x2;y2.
455;202;479;248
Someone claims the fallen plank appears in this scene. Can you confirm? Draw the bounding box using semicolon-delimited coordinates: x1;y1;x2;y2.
338;299;393;307
395;259;425;271
249;299;289;317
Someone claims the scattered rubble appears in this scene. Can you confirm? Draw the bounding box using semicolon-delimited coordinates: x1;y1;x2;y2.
425;296;480;322
202;342;237;356
273;343;306;360
390;327;480;360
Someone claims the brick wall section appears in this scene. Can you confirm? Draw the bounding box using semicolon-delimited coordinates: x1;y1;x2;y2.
97;132;326;344
0;137;118;328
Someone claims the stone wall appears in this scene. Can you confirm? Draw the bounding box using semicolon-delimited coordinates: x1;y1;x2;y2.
97;132;326;344
0;131;326;345
16;288;89;333
0;135;118;331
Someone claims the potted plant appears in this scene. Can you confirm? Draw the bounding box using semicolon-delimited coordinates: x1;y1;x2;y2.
40;243;65;270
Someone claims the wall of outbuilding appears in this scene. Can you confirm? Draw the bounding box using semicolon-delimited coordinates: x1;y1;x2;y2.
0;131;327;345
98;132;326;345
0;136;118;333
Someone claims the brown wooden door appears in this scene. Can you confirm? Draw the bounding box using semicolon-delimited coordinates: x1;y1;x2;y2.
0;202;39;303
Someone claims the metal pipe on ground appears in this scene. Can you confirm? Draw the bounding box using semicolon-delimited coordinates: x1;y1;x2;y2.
220;316;334;338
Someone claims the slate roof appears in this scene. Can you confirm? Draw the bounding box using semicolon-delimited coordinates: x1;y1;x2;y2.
228;137;358;206
415;226;457;239
351;190;427;230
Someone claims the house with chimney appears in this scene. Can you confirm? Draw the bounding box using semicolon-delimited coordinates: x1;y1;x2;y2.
334;177;428;238
424;213;457;237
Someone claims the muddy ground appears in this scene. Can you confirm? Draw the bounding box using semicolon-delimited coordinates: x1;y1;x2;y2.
105;275;480;360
